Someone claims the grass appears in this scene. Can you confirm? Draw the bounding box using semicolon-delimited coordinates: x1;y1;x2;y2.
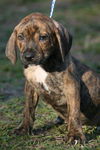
0;98;100;150
0;0;100;149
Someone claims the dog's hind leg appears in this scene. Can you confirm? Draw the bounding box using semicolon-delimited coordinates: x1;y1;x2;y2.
14;81;39;135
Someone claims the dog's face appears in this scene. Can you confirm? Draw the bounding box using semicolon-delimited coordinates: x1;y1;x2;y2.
6;13;72;66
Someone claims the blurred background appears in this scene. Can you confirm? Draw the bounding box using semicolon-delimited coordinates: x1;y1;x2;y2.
0;0;100;99
0;0;100;149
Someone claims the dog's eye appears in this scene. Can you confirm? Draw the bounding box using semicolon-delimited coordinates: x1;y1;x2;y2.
39;35;48;41
17;34;24;41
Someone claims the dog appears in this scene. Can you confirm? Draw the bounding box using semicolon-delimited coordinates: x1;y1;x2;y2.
5;13;100;144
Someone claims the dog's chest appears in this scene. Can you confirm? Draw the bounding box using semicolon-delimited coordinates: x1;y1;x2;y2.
24;65;64;102
24;65;49;91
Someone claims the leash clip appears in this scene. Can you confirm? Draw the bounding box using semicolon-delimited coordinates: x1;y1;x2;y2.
50;0;56;18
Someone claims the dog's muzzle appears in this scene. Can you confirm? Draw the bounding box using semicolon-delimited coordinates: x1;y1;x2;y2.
20;50;36;65
23;51;35;62
20;49;44;67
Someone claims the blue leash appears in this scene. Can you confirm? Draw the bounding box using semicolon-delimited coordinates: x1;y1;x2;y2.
50;0;56;18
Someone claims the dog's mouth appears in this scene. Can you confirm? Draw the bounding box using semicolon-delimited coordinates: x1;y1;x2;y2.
20;48;52;68
20;53;46;68
20;53;35;66
21;58;41;67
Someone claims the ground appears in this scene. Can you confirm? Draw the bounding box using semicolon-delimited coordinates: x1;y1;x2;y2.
0;0;100;149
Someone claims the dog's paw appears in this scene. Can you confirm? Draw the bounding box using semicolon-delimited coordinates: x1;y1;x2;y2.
13;124;32;135
64;133;86;145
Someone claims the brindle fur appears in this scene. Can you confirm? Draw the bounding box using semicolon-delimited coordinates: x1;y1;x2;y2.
6;13;100;144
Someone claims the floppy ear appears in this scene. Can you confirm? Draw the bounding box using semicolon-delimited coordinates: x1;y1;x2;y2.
53;20;72;61
5;30;17;64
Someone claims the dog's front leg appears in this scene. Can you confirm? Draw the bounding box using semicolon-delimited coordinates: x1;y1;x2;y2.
14;81;39;135
64;72;86;144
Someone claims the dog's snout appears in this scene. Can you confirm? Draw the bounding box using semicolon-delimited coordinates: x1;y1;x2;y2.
24;51;34;61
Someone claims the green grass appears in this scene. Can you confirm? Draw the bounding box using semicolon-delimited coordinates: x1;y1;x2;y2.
0;0;100;149
0;98;100;150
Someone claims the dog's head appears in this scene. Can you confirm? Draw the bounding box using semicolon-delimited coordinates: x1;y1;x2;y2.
6;13;72;66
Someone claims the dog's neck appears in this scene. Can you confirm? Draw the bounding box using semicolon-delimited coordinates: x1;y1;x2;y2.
41;53;71;73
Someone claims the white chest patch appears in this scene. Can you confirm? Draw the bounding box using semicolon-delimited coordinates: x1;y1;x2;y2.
24;65;49;91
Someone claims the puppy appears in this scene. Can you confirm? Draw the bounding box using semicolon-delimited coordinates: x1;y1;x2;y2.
6;13;100;144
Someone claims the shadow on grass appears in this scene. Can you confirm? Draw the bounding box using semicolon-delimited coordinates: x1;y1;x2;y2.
85;127;100;141
33;121;64;135
33;121;100;144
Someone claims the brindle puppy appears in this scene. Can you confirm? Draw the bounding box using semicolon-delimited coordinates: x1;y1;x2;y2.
6;13;100;144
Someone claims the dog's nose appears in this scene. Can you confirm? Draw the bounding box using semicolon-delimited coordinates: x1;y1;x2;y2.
24;51;34;61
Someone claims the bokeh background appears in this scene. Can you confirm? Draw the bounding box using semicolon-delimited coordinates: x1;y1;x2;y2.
0;0;100;149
